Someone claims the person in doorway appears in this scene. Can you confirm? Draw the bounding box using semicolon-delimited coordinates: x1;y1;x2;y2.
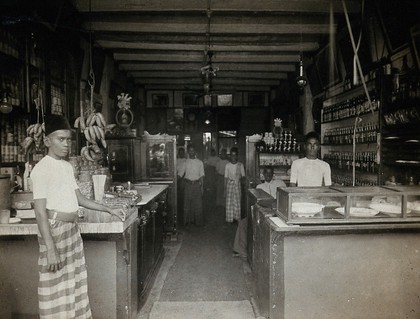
176;147;187;223
224;147;245;223
31;114;125;319
233;166;286;258
179;144;205;226
289;131;332;187
215;149;229;208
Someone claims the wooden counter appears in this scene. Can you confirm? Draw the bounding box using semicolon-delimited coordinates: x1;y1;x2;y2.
0;184;168;319
251;204;420;319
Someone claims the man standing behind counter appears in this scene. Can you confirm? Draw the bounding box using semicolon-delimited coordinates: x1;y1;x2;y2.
31;115;125;319
289;131;331;187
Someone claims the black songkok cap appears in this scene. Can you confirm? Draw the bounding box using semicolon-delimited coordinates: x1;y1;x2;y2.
45;115;72;136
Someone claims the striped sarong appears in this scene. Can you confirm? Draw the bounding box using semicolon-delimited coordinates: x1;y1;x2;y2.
37;221;92;319
226;179;241;222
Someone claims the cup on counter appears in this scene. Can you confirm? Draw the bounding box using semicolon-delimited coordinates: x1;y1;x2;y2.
0;209;10;224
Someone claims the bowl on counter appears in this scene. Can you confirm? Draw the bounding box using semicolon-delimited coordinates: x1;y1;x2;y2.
14;200;33;210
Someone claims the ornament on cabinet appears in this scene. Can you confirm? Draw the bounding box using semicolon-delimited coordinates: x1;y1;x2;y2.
272;117;283;138
116;93;133;128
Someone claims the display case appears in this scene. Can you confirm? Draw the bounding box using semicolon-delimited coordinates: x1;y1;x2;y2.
245;133;300;188
276;186;420;225
107;137;142;182
139;134;177;233
382;185;420;219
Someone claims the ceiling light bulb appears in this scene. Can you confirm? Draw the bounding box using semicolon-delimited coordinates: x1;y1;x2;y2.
296;59;307;88
205;119;210;125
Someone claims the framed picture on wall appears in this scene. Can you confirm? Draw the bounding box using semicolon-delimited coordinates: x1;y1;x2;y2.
147;90;173;108
183;93;200;107
217;94;233;107
167;108;184;133
247;92;265;107
151;93;169;107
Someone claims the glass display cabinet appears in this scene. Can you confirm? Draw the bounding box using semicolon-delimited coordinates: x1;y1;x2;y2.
276;186;420;225
140;134;177;233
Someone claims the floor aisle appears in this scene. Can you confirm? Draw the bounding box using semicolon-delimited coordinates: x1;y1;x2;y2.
137;190;260;319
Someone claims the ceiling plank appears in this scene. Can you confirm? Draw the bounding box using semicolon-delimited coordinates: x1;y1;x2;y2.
119;62;296;72
88;21;335;35
97;40;319;52
72;0;361;14
142;84;272;92
135;78;280;86
114;53;300;63
127;71;288;79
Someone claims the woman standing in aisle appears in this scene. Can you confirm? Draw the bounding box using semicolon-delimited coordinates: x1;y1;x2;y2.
224;147;245;223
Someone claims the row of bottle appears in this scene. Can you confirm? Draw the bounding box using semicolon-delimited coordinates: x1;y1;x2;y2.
257;138;300;153
323;122;378;145
323;151;378;174
1;73;22;107
322;91;380;123
51;85;65;115
0;118;27;163
0;28;20;59
332;174;378;187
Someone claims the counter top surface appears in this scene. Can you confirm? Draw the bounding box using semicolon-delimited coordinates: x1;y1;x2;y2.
266;215;420;233
0;207;138;236
135;184;168;206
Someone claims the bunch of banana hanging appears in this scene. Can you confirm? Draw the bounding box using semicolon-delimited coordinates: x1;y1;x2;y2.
74;111;107;148
21;122;46;156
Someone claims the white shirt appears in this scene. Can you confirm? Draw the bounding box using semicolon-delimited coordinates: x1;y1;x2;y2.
180;158;205;181
224;162;245;181
176;158;186;177
290;157;331;187
256;178;286;199
31;155;79;213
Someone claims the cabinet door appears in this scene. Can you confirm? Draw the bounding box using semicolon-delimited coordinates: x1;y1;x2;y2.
108;139;133;182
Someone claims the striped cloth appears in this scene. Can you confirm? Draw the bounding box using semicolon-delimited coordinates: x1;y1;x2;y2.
226;179;241;223
37;221;92;319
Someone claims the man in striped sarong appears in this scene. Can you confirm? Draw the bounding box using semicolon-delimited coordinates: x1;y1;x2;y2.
224;147;245;223
31;115;125;319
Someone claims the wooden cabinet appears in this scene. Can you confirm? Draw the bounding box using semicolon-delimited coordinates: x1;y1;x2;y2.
137;191;166;310
107;137;142;182
381;71;420;185
321;80;381;186
0;26;73;168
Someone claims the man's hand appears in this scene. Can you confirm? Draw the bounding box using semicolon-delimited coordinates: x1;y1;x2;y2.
46;246;63;272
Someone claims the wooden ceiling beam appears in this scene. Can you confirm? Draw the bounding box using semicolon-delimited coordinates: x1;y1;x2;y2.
114;53;300;63
127;71;288;79
142;84;272;92
135;78;280;86
88;21;335;35
72;0;361;14
97;40;319;52
119;62;296;72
